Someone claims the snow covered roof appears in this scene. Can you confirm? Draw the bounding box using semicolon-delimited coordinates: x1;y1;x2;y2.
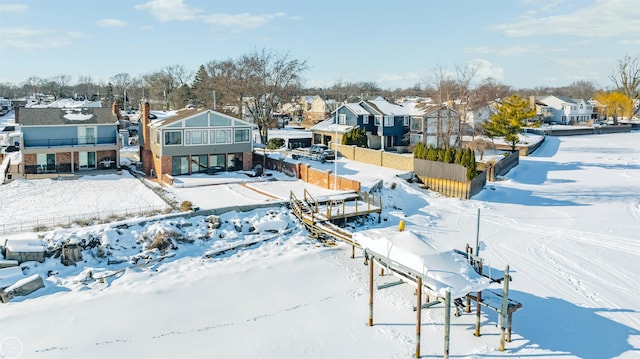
365;98;412;116
354;228;490;298
342;103;370;116
310;118;355;133
267;128;313;139
18;107;118;125
26;98;102;108
149;108;253;128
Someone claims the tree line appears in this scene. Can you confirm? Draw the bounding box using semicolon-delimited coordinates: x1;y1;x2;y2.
0;50;637;144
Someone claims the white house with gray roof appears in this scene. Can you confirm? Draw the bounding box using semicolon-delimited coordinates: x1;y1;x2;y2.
538;95;596;125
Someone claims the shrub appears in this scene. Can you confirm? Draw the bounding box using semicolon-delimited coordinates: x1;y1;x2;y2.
180;200;193;212
267;137;285;150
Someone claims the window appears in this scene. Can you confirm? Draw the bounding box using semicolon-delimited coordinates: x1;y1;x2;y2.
78;126;96;145
164;131;182;145
339;114;346;124
79;152;96;169
403;116;409;127
37;153;56;173
374;116;381;126
209;154;226;173
171;156;189;175
191;155;208;173
362;115;369;124
186;130;206;145
213;129;231;144
384;116;394;126
409;133;423;144
410;117;422;131
234;128;250;143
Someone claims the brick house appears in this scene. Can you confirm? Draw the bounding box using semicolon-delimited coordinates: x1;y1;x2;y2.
16;104;120;175
139;103;254;184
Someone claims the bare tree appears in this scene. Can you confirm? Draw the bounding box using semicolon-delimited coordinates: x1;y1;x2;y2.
563;80;599;100
45;74;72;100
425;64;478;148
110;73;132;109
229;49;308;143
143;65;193;110
74;75;95;100
22;76;45;97
610;55;640;114
202;59;239;114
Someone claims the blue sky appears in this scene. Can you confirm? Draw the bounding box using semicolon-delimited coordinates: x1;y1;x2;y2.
0;0;639;90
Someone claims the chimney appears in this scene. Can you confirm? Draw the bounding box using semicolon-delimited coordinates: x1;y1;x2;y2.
112;102;121;120
13;105;19;124
140;102;154;177
141;102;151;151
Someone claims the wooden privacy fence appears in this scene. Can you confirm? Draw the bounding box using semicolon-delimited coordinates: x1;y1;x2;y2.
419;171;487;199
414;159;486;199
484;151;519;182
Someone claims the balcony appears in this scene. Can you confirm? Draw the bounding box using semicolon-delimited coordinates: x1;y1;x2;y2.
23;136;117;148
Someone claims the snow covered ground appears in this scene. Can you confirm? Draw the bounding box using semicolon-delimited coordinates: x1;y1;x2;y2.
0;118;639;357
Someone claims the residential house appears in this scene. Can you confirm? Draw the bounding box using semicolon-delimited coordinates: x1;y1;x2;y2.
16;103;120;175
406;103;459;148
139;103;254;183
360;97;412;151
464;104;496;135
536;95;596;125
324;97;411;151
296;95;338;128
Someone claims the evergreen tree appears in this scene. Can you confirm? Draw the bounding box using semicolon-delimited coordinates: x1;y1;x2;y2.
414;142;426;159
426;145;438;161
484;95;536;151
466;148;477;180
454;148;463;164
191;64;211;107
342;128;368;147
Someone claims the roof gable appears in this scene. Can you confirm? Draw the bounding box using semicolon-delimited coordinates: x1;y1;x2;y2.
150;108;253;129
362;99;411;116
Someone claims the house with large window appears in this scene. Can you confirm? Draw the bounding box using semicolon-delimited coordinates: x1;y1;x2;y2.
139;103;254;183
16;105;120;175
324;97;411;151
406;103;459;148
536;95;596;124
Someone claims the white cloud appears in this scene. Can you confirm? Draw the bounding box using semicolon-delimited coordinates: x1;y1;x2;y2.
96;19;128;28
200;12;285;30
135;0;284;30
0;3;29;14
468;59;504;82
0;27;87;50
491;0;640;38
620;39;640;45
135;0;201;22
377;72;422;89
464;45;566;56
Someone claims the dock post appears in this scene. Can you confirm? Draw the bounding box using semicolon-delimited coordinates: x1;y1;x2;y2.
507;311;513;342
475;261;483;337
415;276;422;358
499;265;510;351
351;245;355;259
368;255;374;327
444;290;451;359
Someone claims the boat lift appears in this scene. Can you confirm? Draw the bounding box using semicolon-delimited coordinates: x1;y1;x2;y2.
289;192;523;358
